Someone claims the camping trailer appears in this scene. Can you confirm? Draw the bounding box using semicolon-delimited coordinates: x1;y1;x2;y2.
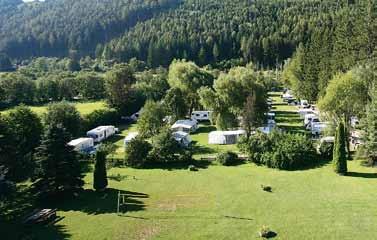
208;130;246;145
124;132;139;147
172;131;192;147
87;126;116;143
171;119;198;133
311;122;329;136
68;138;94;153
191;111;212;121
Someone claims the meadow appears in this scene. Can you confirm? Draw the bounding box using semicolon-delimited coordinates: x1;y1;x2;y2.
2;93;377;240
0;101;107;116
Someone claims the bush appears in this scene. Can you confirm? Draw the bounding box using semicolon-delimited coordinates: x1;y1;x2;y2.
83;109;120;131
124;137;152;168
239;130;318;170
216;151;239;166
319;141;334;159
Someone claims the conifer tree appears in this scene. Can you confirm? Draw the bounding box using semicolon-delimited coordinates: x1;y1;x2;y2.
34;124;84;196
93;149;108;191
363;86;377;164
333;121;347;175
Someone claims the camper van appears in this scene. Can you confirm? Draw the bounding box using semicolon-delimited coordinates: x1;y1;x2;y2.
68;138;94;153
191;111;212;121
87;126;117;143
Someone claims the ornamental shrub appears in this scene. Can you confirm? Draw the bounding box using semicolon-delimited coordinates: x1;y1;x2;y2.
216;151;239;166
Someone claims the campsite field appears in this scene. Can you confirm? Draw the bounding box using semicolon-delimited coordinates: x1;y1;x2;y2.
4;160;377;240
0;100;107;116
2;92;377;239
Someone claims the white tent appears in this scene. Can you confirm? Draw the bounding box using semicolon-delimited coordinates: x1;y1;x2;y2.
68;138;94;152
172;131;192;147
124;132;139;147
208;130;246;145
171;119;198;133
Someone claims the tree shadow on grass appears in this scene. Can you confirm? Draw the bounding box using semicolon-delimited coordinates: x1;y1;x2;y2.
191;141;217;156
51;188;148;215
143;159;212;171
346;172;377;179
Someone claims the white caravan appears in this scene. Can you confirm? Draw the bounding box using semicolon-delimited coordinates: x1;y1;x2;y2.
191;111;212;121
87;126;116;143
172;131;192;147
68;138;94;153
171;119;198;133
311;122;329;136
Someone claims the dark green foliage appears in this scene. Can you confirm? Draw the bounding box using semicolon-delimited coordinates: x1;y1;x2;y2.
135;68;169;101
0;0;181;59
238;131;317;170
76;73;105;100
104;64;138;115
137;101;166;138
124;137;152;168
163;87;188;121
319;142;334;160
43;102;82;137
3;106;43;180
33;124;84;196
0;73;35;105
93;149;108;191
149;128;182;163
83;109;120;132
333;121;347;175
216;151;239;166
361;86;377;163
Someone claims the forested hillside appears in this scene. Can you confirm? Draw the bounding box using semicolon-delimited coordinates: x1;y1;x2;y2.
0;0;181;59
103;0;342;67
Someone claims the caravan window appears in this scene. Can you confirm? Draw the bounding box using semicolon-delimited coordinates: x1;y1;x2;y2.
204;114;208;117
196;114;200;117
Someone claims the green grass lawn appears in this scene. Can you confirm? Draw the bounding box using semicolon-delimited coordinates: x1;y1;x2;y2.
3;92;377;239
6;160;376;240
0;100;108;116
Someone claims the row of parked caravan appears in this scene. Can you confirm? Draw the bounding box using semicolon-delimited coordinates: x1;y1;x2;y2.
67;126;118;154
282;89;363;150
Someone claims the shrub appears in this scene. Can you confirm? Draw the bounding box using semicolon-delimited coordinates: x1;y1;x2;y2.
239;130;318;170
216;151;239;166
319;141;334;159
83;109;120;131
124;137;152;168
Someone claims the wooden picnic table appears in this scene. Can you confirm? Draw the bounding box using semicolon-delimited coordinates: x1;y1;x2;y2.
23;208;57;224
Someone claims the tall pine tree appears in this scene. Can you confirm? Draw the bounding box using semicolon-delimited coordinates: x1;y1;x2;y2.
34;124;84;196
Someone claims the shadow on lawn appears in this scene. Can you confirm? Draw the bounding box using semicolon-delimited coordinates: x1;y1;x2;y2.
54;188;148;215
346;172;377;179
0;184;72;240
143;159;212;171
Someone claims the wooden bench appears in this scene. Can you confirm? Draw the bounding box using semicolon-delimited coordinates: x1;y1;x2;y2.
23;208;57;224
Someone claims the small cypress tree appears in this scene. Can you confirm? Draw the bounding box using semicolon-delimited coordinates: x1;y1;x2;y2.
93;149;108;191
333;121;347;175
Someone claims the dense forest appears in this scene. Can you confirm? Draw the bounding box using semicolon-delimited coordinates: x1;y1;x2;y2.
0;0;181;59
0;0;368;68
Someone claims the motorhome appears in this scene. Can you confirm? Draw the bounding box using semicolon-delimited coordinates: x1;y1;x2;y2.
87;126;117;143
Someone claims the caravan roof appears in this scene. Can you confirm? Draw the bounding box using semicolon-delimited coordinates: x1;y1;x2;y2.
87;126;114;134
124;132;139;142
172;131;190;141
68;138;93;146
171;119;197;129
